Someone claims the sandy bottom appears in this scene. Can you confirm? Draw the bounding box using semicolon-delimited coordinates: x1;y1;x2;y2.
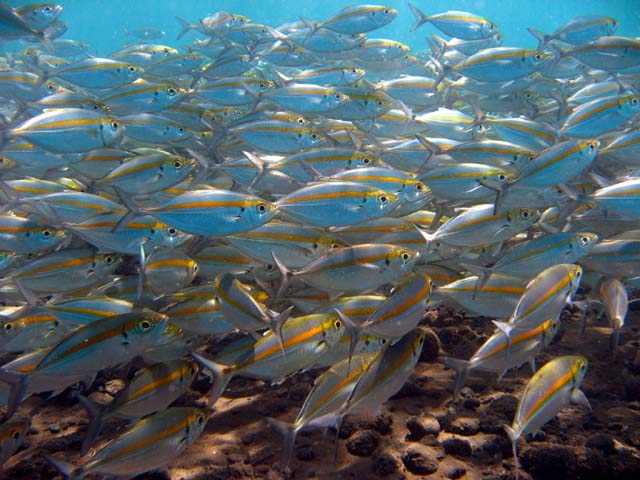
3;305;640;480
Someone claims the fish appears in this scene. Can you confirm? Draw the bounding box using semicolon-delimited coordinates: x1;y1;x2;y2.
409;4;497;39
303;5;398;35
344;328;425;416
272;243;419;297
46;407;208;479
340;273;432;363
492;264;583;352
276;181;400;227
9;108;124;154
133;189;278;236
505;355;590;479
599;277;628;349
77;359;199;454
418;204;539;249
443;318;561;400
267;351;378;465
0;419;30;465
451;47;551;83
191;311;346;405
0;309;170;417
6;247;122;296
0;214;68;254
528;15;618;46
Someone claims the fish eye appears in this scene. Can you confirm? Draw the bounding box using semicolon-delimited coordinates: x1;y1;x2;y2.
534;53;542;60
258;82;266;89
631;97;639;105
589;142;596;151
197;415;205;424
331;242;341;249
380;338;387;344
376;100;384;106
41;228;52;238
4;323;13;332
521;210;530;218
334;319;342;328
297;117;305;125
44;5;52;12
581;236;589;245
576;270;582;277
111;121;119;130
379;195;388;204
498;174;507;181
167;87;177;96
46;82;56;92
416;184;423;191
190;366;197;375
265;264;274;271
128;65;137;73
104;255;115;265
256;203;267;214
362;157;371;164
167;227;177;235
401;252;410;261
334;94;341;100
173;160;183;169
310;133;318;140
139;320;152;331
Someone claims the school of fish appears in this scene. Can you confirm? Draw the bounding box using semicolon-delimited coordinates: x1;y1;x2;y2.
0;2;638;478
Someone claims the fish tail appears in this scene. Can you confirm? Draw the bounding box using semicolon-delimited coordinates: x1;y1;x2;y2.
112;186;141;233
43;454;84;480
527;27;550;49
460;262;491;299
493;320;514;361
335;309;364;375
415;134;443;158
408;2;430;32
440;356;470;402
175;16;193;40
265;417;297;467
427;34;448;59
412;223;434;253
299;16;321;43
271;252;293;301
242;151;267;190
76;394;107;455
269;305;294;357
610;327;620;351
503;424;520;480
189;351;232;408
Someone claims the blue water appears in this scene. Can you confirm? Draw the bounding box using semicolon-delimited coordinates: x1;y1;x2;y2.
5;0;640;55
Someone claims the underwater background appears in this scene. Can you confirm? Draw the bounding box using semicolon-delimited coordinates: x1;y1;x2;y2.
4;0;640;54
2;0;640;479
